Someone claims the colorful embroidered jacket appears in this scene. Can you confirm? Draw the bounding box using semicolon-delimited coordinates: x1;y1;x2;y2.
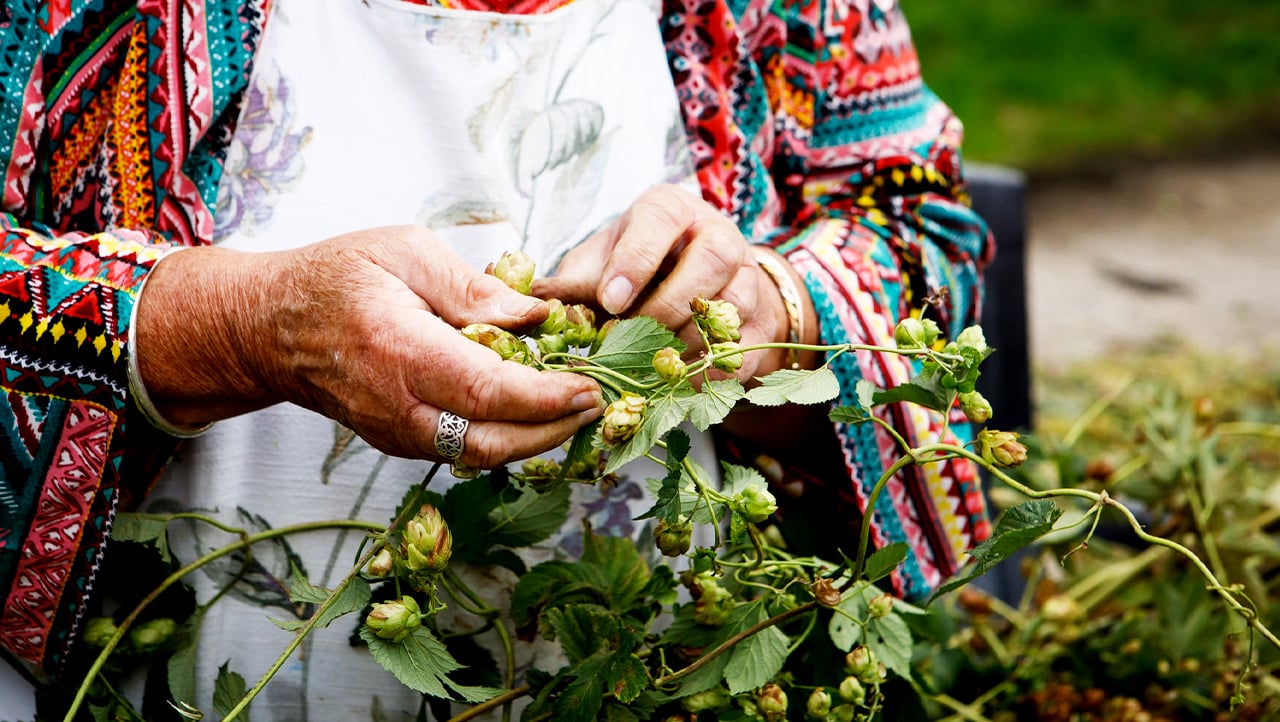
0;0;992;679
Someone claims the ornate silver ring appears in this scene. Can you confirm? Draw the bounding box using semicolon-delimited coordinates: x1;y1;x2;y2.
434;411;469;460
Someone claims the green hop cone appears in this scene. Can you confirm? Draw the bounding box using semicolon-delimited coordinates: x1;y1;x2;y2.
366;596;422;643
601;392;646;445
691;296;742;343
838;676;866;706
893;317;927;349
652;346;687;384
977;429;1028;468
681;687;731;713
534;298;568;337
710;341;743;373
367;548;395;578
867;593;894;619
829;705;857;722
921;317;942;347
757;683;788;721
82;617;118;649
653;518;693;557
845;646;880;683
959;390;993;424
692;575;735;627
806;687;833;719
402;504;453;573
128;617;178;655
461;323;526;362
485;251;535;295
520;457;562;490
734;485;777;523
535;333;568;357
956;324;990;355
563;304;597;348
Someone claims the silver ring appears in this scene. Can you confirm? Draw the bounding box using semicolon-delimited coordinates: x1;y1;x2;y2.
434;411;469;460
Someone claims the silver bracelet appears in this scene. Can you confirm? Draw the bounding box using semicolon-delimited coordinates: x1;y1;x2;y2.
752;247;805;370
126;247;214;439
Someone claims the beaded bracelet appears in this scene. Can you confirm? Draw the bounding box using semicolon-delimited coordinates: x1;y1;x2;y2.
752;248;805;370
126;247;214;439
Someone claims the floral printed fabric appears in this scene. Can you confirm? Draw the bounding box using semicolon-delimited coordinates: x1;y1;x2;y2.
0;0;991;688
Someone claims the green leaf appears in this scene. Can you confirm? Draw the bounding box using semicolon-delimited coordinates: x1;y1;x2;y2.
359;627;499;703
590;317;685;379
437;475;503;564
866;612;913;680
272;573;371;631
636;430;692;524
110;513;172;563
512;529;654;632
213;662;250;721
829;404;870;424
580;531;652;612
856;379;877;410
602;388;694;474
872;365;950;412
489;483;571;548
721;462;765;498
724;603;789;694
686;378;746;431
828;584;873;651
745;367;841;407
929;500;1064;602
862;542;909;584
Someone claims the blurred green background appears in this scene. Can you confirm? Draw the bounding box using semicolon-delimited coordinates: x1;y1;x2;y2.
908;0;1280;176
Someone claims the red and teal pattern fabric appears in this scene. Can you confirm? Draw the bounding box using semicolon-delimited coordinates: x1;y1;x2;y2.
0;0;991;679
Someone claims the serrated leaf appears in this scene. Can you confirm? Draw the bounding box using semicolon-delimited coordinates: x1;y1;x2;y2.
865;612;913;679
686;378;746;430
359;627;498;703
829;404;871;424
828;584;873;651
273;574;371;631
602;389;694;474
724;603;789;694
590;317;685;378
213;662;250;721
745;367;841;407
862;542;909;583
636;430;693;524
110;513;172;563
720;463;765;498
872;365;950;412
929;499;1063;603
489;483;571;548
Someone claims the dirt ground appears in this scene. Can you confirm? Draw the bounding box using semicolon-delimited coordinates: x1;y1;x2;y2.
1024;152;1280;369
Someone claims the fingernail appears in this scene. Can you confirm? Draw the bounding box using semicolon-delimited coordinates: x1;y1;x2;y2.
601;276;632;315
571;389;602;412
577;406;605;425
500;295;541;317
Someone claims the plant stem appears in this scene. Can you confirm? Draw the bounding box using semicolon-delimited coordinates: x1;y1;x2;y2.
851;455;914;583
63;519;383;722
652;601;816;687
222;465;445;721
448;685;531;722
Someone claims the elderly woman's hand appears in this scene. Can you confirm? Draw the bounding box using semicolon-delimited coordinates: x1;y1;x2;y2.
536;185;815;383
133;225;603;467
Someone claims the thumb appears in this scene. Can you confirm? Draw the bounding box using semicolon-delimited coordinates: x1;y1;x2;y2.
388;226;549;331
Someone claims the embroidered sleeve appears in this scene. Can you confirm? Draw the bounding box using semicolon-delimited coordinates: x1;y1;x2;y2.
664;0;994;599
0;216;181;677
0;0;267;678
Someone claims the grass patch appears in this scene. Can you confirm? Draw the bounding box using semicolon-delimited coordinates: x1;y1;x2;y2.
907;0;1280;174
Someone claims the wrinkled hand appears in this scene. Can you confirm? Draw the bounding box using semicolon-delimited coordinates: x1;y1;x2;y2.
536;184;793;382
135;226;603;466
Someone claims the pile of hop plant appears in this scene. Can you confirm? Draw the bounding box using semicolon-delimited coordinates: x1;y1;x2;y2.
69;253;1280;722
